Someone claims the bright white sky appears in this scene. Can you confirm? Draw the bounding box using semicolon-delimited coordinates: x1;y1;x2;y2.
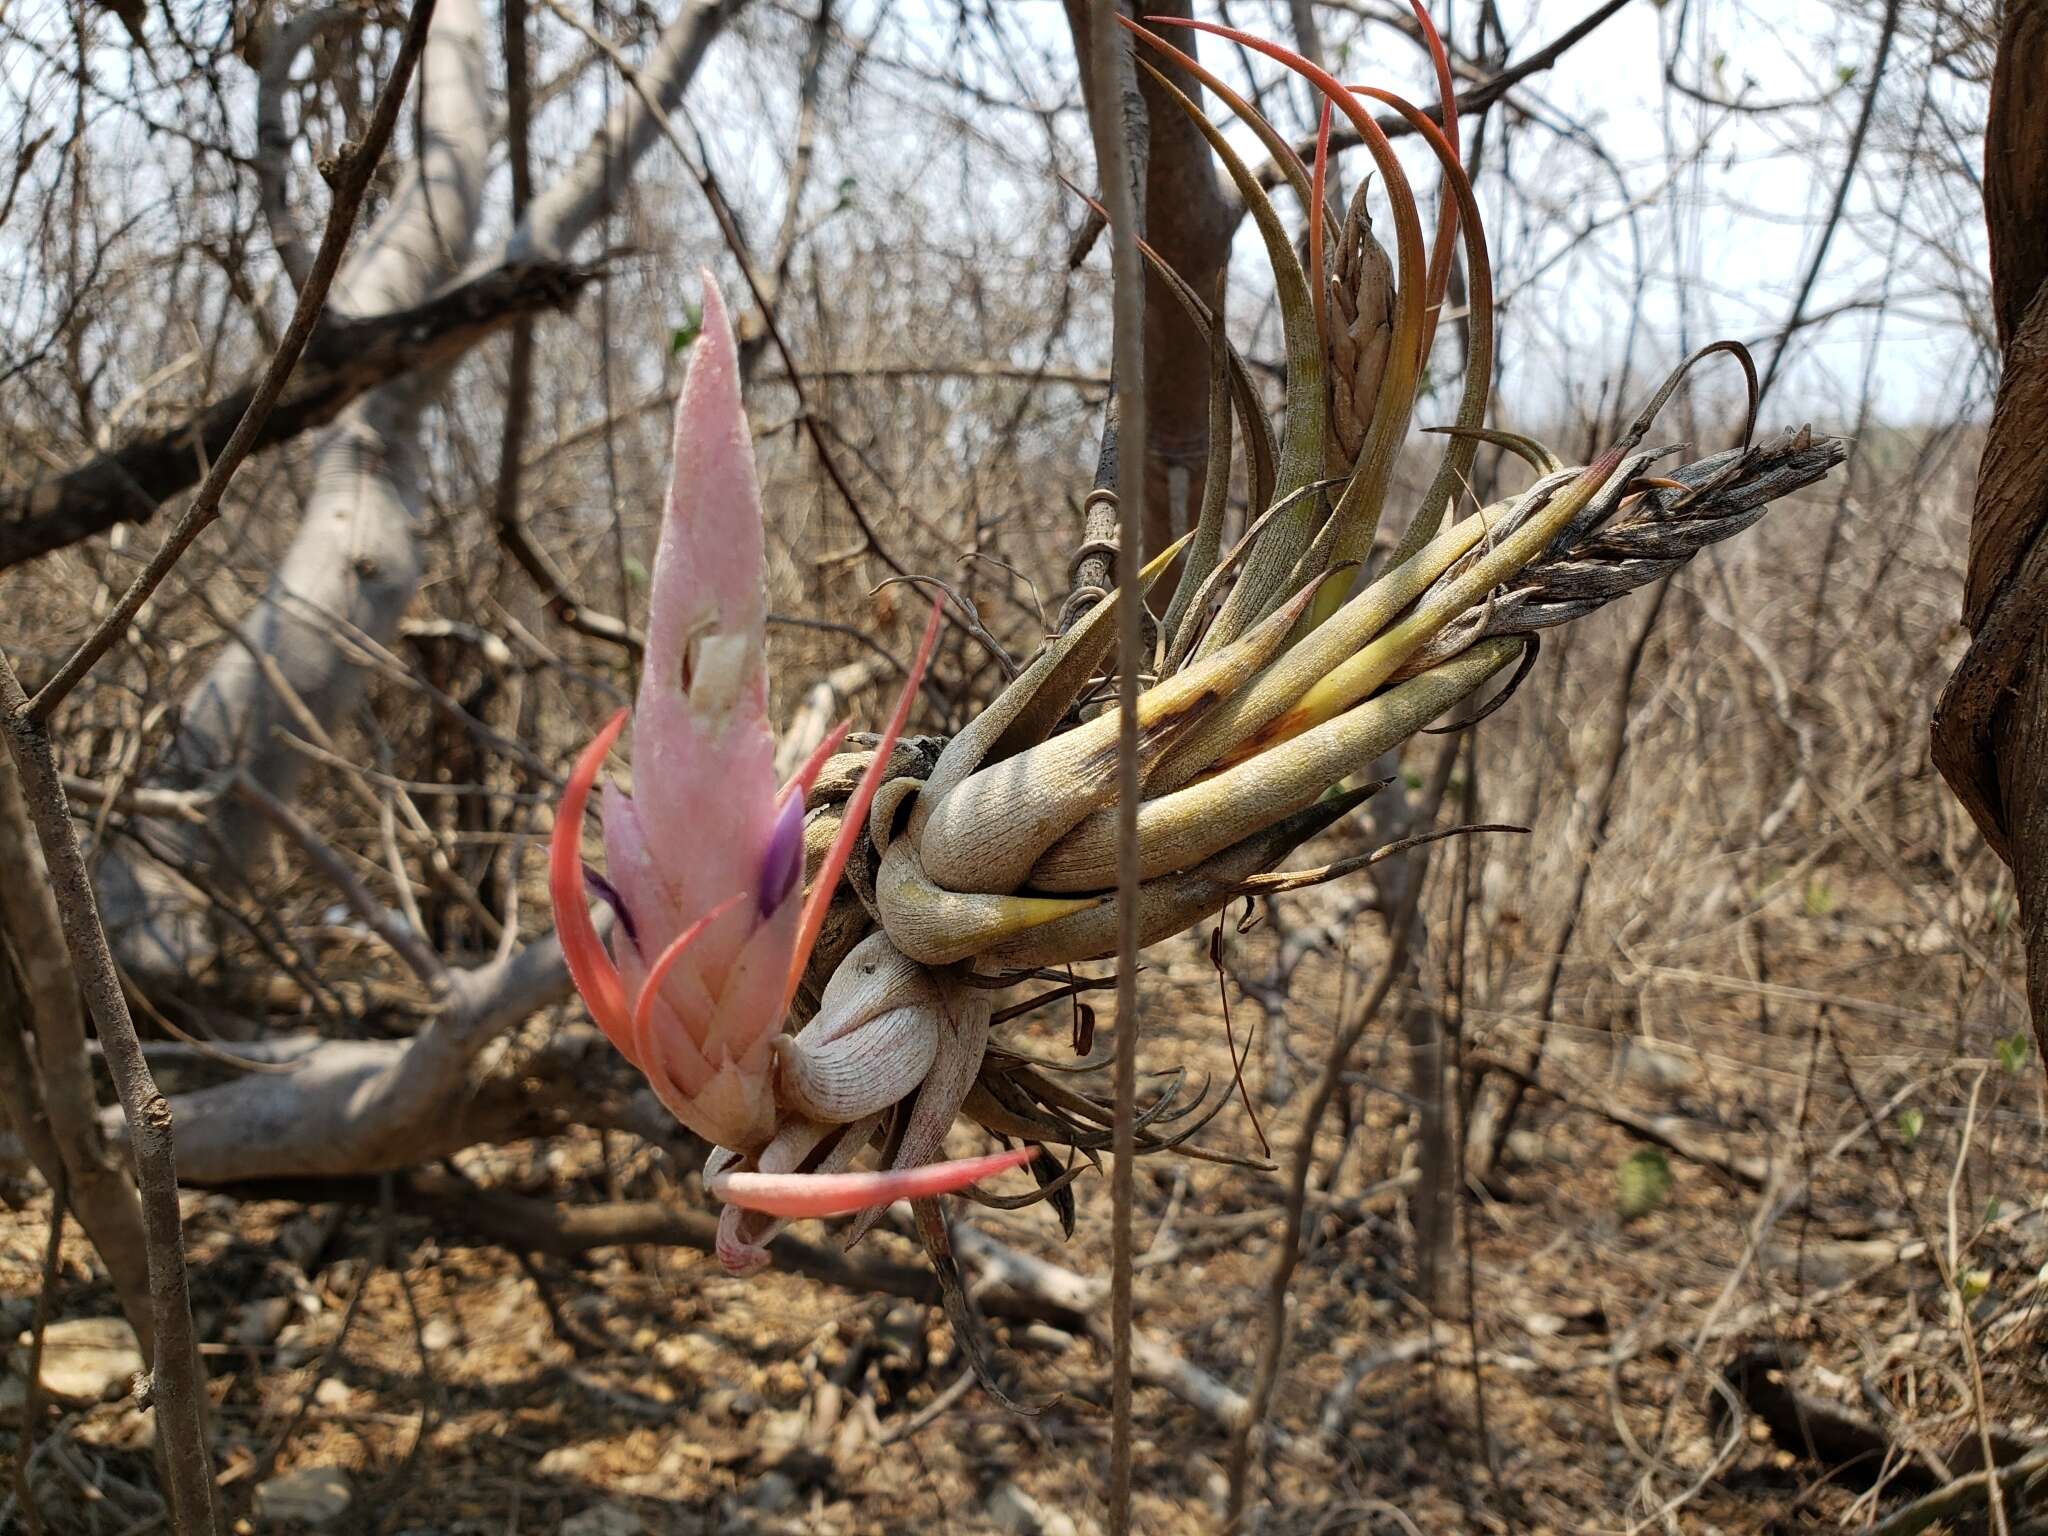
847;0;1990;428
3;0;1990;435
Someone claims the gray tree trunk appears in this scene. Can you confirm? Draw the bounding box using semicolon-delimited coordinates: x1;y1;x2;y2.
102;0;746;985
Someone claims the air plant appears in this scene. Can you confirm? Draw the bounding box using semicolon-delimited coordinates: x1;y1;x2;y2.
548;283;1037;1279
552;8;1843;1393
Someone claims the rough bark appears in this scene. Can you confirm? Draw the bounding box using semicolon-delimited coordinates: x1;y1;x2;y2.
1;657;221;1534
1930;0;2048;1041
1371;745;1456;1307
1063;0;1236;568
0;754;155;1350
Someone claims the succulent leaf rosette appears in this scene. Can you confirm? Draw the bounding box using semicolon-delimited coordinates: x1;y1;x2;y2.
551;12;1843;1316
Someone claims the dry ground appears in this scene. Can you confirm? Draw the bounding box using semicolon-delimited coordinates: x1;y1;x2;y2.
6;850;2042;1535
1;412;2025;1534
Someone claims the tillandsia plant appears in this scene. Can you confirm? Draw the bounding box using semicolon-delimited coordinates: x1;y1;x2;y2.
552;9;1844;1389
548;281;1038;1281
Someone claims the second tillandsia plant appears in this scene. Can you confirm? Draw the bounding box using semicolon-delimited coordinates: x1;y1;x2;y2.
550;7;1843;1390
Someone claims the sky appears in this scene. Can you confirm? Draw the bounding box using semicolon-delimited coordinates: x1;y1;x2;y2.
845;0;1993;428
0;0;1992;434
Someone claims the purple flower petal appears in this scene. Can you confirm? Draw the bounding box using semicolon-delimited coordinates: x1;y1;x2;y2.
758;793;806;917
583;866;641;955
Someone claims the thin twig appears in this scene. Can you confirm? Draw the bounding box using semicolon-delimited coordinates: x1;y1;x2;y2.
58;773;212;824
541;0;995;663
878;1368;976;1445
1823;1022;2011;1536
12;1172;66;1536
1475;576;1670;1175
1866;1449;2048;1536
0;653;220;1535
247;1175;398;1491
1754;0;1903;404
1082;2;1149;1529
1227;854;1433;1524
1231;822;1526;897
1258;0;1637;190
1945;1072;2011;1536
232;771;451;995
489;0;641;653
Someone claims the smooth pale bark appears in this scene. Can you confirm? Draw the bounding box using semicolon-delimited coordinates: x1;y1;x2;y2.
115;936;588;1183
505;0;744;266
102;0;488;979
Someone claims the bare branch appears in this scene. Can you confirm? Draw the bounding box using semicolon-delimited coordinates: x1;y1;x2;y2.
1255;0;1637;190
0;767;154;1344
0;258;593;573
0;652;219;1536
1755;0;1905;403
233;770;451;994
1226;751;1451;1522
256;6;366;293
1080;1;1151;1526
546;0;990;649
120;929;579;1185
507;0;748;264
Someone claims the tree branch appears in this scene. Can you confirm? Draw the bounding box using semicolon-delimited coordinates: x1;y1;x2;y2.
0;652;220;1536
0;257;592;574
507;0;748;264
1755;0;1903;403
0;757;154;1348
1931;0;2048;1043
116;933;582;1185
256;6;367;294
1079;1;1150;1527
224;1172;1273;1442
1254;0;1637;190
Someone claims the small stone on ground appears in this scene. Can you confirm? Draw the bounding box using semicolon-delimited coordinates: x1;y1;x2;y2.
254;1465;354;1525
536;1444;593;1478
560;1502;647;1536
742;1470;798;1512
986;1480;1080;1536
12;1317;143;1403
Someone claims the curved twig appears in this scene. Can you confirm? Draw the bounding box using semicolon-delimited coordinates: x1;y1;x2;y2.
257;7;367;293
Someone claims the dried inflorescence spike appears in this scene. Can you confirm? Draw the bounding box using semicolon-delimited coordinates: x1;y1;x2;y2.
1327;183;1397;479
